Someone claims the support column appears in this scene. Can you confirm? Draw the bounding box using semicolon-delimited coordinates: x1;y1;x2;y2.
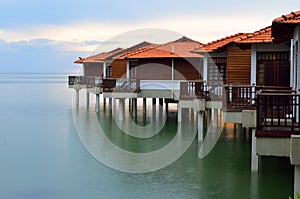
109;98;112;110
166;102;169;115
119;98;125;121
86;91;89;107
129;98;132;113
214;109;218;127
198;111;204;142
251;128;259;172
75;89;79;107
103;61;107;79
178;103;182;123
112;98;116;115
207;109;212;126
143;98;147;115
295;166;300;199
203;56;208;82
132;98;137;120
190;109;194;122
126;60;130;79
103;97;107;107
159;98;163;106
238;123;243;132
95;94;100;112
152;98;156;105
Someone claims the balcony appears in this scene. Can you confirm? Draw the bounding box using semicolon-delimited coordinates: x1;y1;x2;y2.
179;80;223;100
256;91;300;138
224;84;256;112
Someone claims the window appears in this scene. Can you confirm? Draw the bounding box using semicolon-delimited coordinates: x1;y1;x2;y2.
256;52;290;86
208;57;227;82
106;65;112;78
129;59;139;79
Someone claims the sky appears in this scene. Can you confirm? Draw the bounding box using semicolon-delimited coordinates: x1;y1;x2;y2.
0;0;298;73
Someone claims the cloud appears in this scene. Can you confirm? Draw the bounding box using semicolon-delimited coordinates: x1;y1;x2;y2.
0;39;93;73
0;12;273;45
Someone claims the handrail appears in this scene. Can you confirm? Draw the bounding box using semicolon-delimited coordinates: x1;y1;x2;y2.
256;92;300;134
179;80;223;100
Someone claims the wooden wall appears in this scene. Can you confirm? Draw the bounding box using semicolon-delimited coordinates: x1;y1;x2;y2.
137;59;172;80
110;57;202;80
226;45;251;84
84;63;103;77
174;58;202;80
111;60;127;78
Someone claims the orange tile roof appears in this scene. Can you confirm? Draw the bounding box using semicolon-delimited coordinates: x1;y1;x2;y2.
236;26;272;44
74;48;124;64
193;33;248;53
115;44;160;59
273;10;300;24
74;41;154;64
127;36;203;58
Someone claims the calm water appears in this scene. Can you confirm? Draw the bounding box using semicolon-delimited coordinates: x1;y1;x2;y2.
0;74;294;199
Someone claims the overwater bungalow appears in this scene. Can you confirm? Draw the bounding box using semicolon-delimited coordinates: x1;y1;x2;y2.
68;9;300;197
257;11;300;198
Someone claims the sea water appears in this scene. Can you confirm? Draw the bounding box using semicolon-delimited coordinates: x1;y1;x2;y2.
0;74;294;199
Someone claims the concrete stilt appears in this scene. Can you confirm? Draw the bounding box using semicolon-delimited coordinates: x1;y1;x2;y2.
190;109;194;122
95;94;100;112
112;98;116;115
143;98;147;115
119;98;125;121
207;109;212;126
238;123;242;130
214;109;218;127
86;91;89;107
129;98;132;113
103;97;107;107
109;98;112;110
75;89;79;107
198;112;204;142
251;128;259;172
178;103;182;123
132;98;137;120
159;98;163;106
166;102;169;115
152;98;156;105
295;165;300;199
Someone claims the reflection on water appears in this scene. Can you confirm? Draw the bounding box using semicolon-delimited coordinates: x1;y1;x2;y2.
73;100;197;173
0;74;294;199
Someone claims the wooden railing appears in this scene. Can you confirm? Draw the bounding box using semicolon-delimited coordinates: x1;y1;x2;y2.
224;84;256;111
68;76;86;85
180;80;223;100
206;81;224;99
102;79;116;92
102;78;140;92
114;78;140;92
68;76;141;93
223;84;293;111
256;91;300;137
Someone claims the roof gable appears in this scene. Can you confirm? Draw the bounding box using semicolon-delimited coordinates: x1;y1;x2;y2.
272;10;300;42
127;36;203;58
273;11;300;24
74;48;124;64
74;41;154;64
